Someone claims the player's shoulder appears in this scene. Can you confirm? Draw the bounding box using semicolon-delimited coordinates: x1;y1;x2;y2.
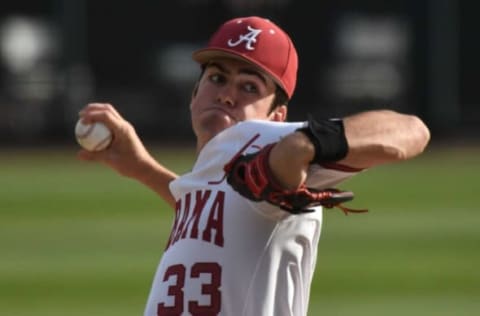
211;120;305;147
196;119;306;164
236;119;305;129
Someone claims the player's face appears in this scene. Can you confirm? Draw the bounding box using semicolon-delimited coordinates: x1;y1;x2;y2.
190;58;286;147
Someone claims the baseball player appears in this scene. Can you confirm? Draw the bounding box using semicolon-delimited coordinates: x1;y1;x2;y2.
78;16;430;316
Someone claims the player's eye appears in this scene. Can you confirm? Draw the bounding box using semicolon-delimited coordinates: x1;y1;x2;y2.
208;73;226;84
243;82;258;94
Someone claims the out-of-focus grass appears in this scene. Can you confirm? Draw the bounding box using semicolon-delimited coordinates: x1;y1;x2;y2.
309;145;480;316
0;145;478;316
0;146;194;316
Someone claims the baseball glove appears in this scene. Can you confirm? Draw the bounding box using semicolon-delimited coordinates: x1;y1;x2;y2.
224;143;367;215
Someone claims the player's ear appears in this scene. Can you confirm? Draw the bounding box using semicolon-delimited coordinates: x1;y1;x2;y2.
269;105;287;122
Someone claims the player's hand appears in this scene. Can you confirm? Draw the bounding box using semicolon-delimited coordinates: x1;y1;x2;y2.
77;103;158;181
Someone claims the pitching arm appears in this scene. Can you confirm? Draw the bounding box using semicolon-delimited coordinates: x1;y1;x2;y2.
340;110;431;168
77;103;178;208
269;110;430;189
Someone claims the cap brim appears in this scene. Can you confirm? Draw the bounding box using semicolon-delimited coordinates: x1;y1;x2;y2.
192;48;286;94
193;48;257;67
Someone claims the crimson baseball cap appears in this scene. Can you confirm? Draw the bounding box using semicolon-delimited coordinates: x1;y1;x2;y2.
192;16;298;99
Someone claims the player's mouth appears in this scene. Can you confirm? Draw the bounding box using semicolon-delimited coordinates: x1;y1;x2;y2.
203;106;238;122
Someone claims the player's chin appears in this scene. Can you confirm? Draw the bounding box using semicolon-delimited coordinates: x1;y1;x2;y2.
202;109;237;124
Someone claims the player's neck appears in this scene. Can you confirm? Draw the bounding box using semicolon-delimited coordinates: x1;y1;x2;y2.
196;136;210;154
196;141;205;155
195;129;224;154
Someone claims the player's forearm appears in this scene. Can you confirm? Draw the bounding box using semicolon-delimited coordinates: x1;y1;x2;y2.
339;110;430;168
133;157;178;208
268;131;315;190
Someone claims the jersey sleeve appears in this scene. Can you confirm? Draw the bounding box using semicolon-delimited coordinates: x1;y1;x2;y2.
305;163;364;189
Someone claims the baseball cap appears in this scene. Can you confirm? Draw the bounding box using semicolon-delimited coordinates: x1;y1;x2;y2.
192;16;298;99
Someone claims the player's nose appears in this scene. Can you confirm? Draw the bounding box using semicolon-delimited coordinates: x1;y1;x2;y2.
216;84;236;108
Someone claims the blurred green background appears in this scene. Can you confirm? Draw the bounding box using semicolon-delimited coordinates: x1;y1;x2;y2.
1;144;478;316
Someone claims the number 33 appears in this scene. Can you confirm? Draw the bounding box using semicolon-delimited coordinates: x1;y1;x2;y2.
157;262;222;316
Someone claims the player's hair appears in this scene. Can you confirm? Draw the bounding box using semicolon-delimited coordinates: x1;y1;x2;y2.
194;65;289;114
271;84;289;112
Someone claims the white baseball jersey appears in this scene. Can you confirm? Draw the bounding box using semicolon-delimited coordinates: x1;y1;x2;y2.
144;120;360;316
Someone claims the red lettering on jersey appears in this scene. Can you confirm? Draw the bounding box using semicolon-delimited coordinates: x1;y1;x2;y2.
165;190;225;250
174;192;191;243
202;191;225;247
182;190;211;240
165;200;182;251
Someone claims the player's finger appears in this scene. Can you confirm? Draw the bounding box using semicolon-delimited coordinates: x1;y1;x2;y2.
77;149;96;161
78;103;104;116
78;107;109;126
79;103;123;120
79;109;124;132
102;103;124;119
79;103;127;132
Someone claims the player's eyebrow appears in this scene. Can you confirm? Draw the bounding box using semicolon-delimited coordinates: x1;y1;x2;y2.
206;61;268;85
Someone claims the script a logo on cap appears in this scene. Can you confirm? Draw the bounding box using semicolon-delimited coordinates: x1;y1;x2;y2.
227;26;262;51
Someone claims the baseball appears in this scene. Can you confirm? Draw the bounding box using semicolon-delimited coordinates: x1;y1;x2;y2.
75;119;113;151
